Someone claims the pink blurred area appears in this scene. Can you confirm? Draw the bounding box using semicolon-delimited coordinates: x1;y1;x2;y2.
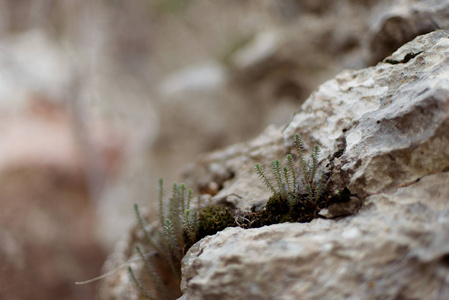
0;96;123;178
0;95;124;300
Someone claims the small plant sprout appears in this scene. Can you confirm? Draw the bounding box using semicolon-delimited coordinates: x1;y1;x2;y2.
255;133;328;223
128;266;156;300
130;179;200;300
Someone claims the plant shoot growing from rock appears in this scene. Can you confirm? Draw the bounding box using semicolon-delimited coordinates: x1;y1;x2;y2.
255;134;327;223
129;179;200;300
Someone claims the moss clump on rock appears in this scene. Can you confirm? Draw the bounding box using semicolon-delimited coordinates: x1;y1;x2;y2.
197;205;236;240
239;192;320;228
264;193;319;224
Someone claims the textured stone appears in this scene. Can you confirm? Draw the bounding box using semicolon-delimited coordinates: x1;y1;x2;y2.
182;173;449;299
366;0;449;65
97;29;449;300
184;30;449;211
318;196;362;219
285;30;449;198
180;31;449;300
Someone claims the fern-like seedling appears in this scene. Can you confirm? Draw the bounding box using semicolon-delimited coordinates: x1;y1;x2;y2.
163;182;199;260
255;134;328;223
128;266;156;300
130;179;200;300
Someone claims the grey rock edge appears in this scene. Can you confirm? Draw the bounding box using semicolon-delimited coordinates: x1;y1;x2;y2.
97;31;449;299
366;0;449;65
179;30;449;299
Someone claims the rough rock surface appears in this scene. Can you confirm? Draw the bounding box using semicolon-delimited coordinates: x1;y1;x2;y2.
179;30;449;299
98;30;449;299
366;0;449;65
185;30;449;212
181;177;449;300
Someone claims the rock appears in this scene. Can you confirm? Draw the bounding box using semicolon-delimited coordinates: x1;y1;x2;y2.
182;176;449;299
229;0;449;129
231;30;283;72
98;30;449;300
318;196;362;219
159;62;228;96
227;0;380;124
179;30;449;299
366;0;449;65
182;125;286;212
184;30;449;210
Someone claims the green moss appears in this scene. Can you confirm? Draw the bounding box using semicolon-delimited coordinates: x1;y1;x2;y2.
263;194;292;224
255;193;319;226
197;205;236;240
288;196;319;223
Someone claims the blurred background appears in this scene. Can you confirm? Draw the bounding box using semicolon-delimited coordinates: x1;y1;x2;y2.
0;0;441;299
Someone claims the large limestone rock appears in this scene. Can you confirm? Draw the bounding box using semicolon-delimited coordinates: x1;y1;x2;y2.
179;30;449;299
185;30;449;211
182;180;449;299
97;30;449;299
